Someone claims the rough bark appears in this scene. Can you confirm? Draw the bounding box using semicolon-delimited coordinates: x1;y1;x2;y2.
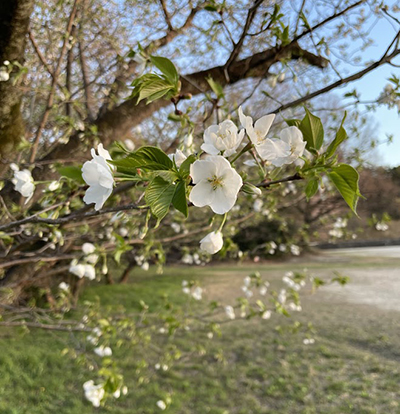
0;0;35;161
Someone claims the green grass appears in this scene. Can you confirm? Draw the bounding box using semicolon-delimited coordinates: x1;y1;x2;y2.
1;258;400;414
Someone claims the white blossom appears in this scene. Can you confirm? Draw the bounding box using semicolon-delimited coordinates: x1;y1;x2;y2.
290;245;300;256
86;254;99;264
207;332;214;339
261;310;271;320
82;243;96;255
168;149;187;167
171;222;181;233
303;338;315;345
58;282;69;292
82;144;114;211
192;286;203;300
124;138;135;151
94;345;112;357
141;262;149;271
83;380;105;407
238;106;290;161
0;67;9;82
12;169;35;203
224;305;235;320
48;181;60;191
376;222;389;231
83;264;96;280
189;156;242;214
69;263;86;278
156;400;167;410
201;120;244;157
253;199;263;212
199;231;223;254
268;127;306;167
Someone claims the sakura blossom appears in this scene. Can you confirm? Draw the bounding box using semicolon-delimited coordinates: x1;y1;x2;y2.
83;380;105;407
189;155;242;215
238;106;290;161
199;231;224;254
12;169;35;203
82;144;114;211
201;119;244;157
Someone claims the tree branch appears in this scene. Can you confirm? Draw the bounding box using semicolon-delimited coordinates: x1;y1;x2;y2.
29;0;81;163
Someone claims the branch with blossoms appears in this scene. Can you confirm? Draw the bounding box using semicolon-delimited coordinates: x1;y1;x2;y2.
5;58;361;261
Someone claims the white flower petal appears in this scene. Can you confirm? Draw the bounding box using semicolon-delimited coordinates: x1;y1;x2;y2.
189;180;215;207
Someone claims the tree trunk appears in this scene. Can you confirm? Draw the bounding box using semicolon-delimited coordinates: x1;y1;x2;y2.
0;0;35;164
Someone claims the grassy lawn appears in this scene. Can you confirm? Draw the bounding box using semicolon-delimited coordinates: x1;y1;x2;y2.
1;256;400;414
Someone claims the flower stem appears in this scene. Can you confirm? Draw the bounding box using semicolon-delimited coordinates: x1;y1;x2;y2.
218;213;228;232
230;142;253;163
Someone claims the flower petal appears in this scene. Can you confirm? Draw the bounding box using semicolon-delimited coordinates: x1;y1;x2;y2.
189;180;215;207
254;114;275;139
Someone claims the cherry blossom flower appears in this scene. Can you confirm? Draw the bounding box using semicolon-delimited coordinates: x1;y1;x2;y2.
156;400;167;410
189;156;242;214
191;286;203;300
69;263;86;278
94;345;112;357
83;380;105;407
48;181;60;191
124;138;135;151
84;264;96;280
201;120;244;157
82;144;114;211
268;127;306;167
238;106;290;161
224;305;235;320
262;310;271;320
168;149;187;167
58;282;69;292
199;231;223;254
0;67;9;82
12;169;35;203
82;243;96;255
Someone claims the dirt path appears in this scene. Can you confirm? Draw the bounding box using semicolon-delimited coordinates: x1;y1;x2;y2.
203;246;400;312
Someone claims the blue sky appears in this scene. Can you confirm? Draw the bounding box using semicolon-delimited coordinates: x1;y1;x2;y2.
341;4;400;167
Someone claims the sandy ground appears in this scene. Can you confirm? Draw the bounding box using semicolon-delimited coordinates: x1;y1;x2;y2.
203;246;400;312
316;246;400;312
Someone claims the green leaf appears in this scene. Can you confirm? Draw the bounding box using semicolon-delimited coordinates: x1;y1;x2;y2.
134;146;173;168
150;55;179;84
325;112;348;159
178;154;196;178
299;108;324;151
110;146;173;174
172;180;188;217
57;165;84;184
206;76;224;99
327;164;361;214
137;78;174;104
305;177;319;200
145;177;176;225
285;118;301;128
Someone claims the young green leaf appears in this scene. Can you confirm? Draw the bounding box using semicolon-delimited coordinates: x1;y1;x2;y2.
325;112;348;159
145;177;177;225
206;76;224;99
327;164;361;214
305;177;319;200
150;55;179;84
57;165;84;184
172;180;188;217
299;108;324;151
